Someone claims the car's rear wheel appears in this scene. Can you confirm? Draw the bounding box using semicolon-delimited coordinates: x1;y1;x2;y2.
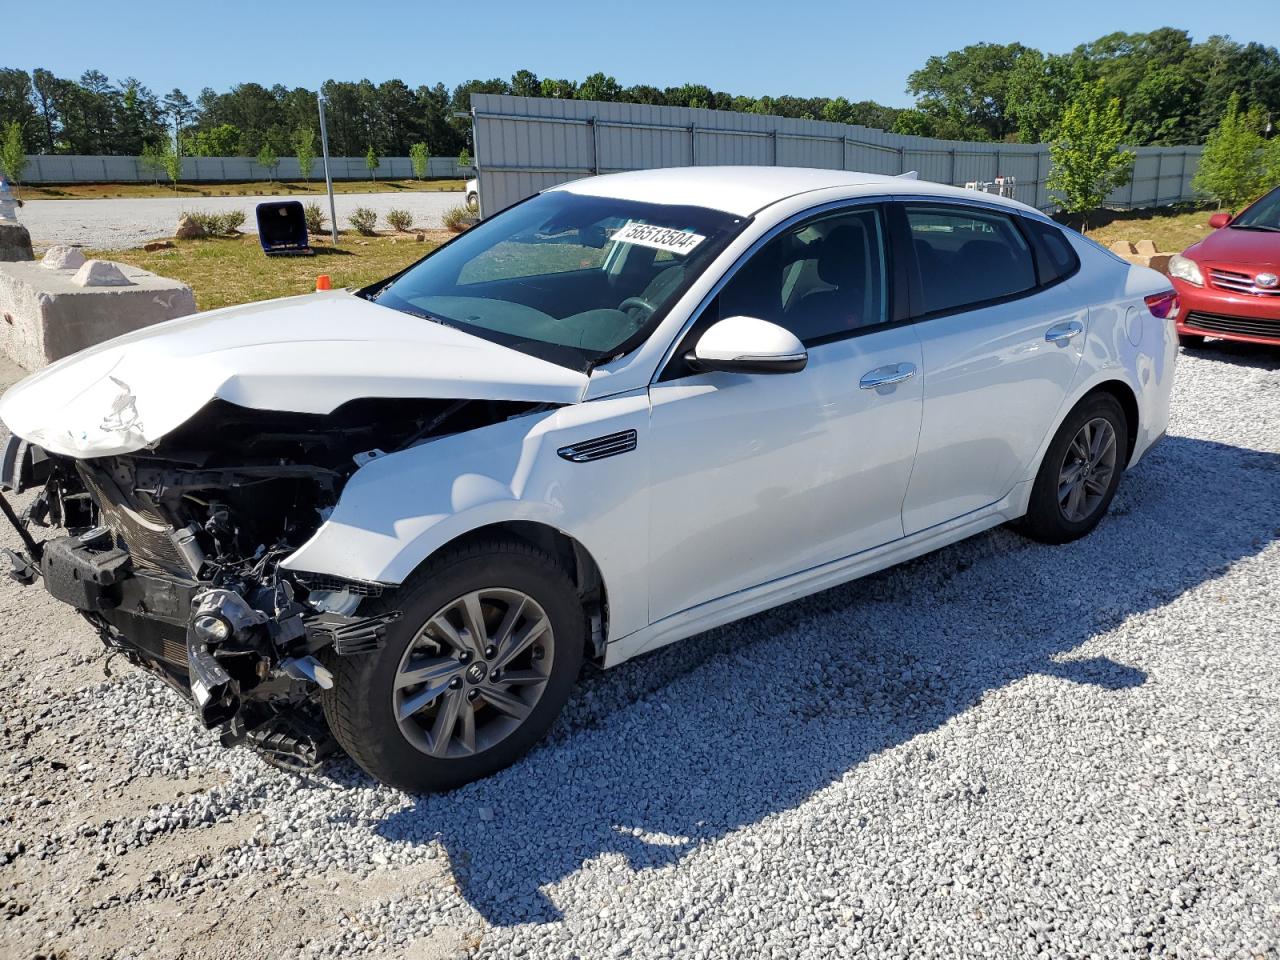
1016;392;1128;545
1178;333;1206;348
466;192;479;212
321;537;585;792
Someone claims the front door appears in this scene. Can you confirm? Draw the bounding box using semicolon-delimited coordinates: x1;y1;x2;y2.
646;204;924;623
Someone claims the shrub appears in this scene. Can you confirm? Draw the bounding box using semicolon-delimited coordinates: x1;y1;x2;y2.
180;209;246;236
303;201;326;235
442;203;474;233
385;208;414;232
348;206;377;235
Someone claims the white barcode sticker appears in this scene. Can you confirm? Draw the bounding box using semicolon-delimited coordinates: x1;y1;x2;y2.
611;221;706;256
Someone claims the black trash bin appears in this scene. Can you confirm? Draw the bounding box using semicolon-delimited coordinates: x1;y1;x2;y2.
255;200;313;256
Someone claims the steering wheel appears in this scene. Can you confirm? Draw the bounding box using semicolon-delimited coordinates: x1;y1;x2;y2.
618;296;658;322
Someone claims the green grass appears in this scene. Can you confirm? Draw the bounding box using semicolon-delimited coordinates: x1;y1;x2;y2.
24;179;464;201
91;233;447;312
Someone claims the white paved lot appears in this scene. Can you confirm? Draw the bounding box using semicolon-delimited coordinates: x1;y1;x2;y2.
19;191;463;250
1;342;1278;959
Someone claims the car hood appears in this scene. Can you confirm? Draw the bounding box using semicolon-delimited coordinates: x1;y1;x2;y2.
0;290;589;457
1186;227;1280;267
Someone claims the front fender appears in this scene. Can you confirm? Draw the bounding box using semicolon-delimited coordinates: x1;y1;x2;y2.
282;390;652;641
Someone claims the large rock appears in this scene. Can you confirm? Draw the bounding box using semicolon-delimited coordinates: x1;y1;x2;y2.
174;214;206;240
0;222;33;262
0;260;196;370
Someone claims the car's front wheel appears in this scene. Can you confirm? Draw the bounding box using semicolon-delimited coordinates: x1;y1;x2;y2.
321;537;585;792
1016;392;1129;545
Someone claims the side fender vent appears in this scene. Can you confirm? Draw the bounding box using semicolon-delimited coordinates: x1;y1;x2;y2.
557;429;637;463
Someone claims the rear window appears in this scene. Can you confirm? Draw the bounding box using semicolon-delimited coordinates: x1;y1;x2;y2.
906;205;1037;315
1023;218;1081;286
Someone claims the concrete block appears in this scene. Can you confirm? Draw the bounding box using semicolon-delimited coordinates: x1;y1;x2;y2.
0;260;195;370
1134;239;1158;256
0;222;33;262
1109;240;1137;256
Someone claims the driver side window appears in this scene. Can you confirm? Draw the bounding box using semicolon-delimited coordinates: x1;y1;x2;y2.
718;206;888;345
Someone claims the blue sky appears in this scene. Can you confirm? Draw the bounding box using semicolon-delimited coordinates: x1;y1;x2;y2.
8;0;1278;107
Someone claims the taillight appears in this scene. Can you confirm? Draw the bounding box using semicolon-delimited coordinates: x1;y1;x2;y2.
1144;291;1179;319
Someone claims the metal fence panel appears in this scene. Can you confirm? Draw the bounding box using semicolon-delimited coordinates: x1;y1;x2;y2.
20;154;468;183
470;94;1204;218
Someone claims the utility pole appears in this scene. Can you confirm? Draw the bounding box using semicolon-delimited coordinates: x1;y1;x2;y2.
317;93;339;245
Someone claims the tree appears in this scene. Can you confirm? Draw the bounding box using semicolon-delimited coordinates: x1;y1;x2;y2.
409;141;430;179
0;121;26;184
365;143;379;181
457;147;471;170
1046;80;1135;231
139;140;164;184
160;135;182;191
183;123;242;157
510;69;541;98
579;72;622;102
1192;92;1268;210
257;142;279;181
905;42;1034;141
293;126;316;181
1006;53;1079;144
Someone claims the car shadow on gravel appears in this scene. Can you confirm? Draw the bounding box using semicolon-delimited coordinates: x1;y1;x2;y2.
367;432;1280;926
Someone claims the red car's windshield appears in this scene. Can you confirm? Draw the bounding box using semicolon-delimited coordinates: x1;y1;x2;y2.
1231;186;1280;232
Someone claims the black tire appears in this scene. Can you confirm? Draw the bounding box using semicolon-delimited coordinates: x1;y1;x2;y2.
1015;392;1129;545
321;537;585;792
466;192;479;212
1178;333;1206;349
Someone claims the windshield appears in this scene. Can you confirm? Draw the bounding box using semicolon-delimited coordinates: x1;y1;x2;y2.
1231;186;1280;231
369;191;748;369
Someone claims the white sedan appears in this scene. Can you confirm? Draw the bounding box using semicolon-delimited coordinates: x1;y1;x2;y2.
0;167;1177;791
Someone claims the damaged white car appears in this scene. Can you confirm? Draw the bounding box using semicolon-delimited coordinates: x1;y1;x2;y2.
0;168;1177;791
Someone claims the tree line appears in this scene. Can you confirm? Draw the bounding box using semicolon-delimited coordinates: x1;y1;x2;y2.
0;27;1277;163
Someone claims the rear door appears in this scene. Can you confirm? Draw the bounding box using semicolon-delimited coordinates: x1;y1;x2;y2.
897;202;1087;535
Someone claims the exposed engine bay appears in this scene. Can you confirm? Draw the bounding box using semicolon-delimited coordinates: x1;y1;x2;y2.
0;396;546;769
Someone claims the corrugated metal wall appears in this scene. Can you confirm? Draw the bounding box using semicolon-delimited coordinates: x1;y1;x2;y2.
471;94;1203;217
19;155;468;183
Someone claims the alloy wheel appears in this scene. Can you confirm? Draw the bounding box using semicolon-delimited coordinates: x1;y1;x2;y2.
1057;417;1118;523
392;588;554;758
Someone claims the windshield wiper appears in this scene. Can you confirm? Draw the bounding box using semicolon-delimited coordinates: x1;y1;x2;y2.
1229;223;1280;232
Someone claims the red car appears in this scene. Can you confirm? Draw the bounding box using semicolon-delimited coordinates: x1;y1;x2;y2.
1168;185;1280;346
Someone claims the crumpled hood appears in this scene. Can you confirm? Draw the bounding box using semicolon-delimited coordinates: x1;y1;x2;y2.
0;290;588;457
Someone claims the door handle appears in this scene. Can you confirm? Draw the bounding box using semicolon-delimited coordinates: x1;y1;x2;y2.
1045;320;1084;343
859;362;917;390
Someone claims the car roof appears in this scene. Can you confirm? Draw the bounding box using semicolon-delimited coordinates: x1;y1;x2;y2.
549;165;1043;218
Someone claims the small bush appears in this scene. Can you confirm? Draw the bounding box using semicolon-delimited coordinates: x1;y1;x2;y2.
348;207;378;235
303;201;326;234
181;209;246;236
442;203;475;233
385;208;414;232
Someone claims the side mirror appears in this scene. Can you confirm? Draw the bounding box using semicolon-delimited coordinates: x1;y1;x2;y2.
689;316;807;374
1208;212;1232;229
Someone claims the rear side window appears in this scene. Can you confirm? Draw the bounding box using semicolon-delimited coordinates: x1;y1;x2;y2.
906;205;1037;315
1022;218;1081;286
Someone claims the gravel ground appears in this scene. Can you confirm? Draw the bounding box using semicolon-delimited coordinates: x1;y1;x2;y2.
2;342;1279;959
18;191;464;250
